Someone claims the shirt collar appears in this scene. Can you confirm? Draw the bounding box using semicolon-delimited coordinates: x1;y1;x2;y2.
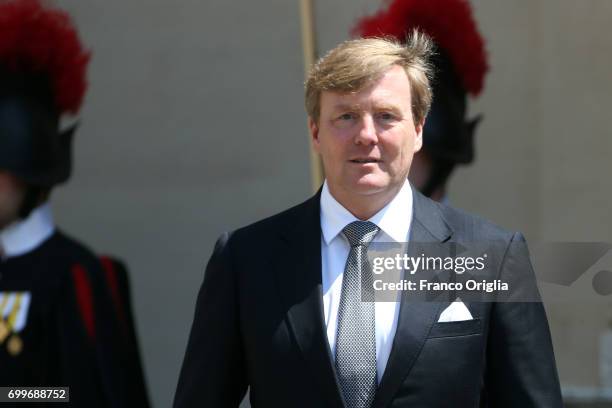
0;202;55;259
320;179;413;245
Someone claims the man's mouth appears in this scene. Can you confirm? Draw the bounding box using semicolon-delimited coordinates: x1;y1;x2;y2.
350;158;381;164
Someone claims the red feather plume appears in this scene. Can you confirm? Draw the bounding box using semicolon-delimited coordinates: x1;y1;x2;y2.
353;0;488;96
0;0;90;114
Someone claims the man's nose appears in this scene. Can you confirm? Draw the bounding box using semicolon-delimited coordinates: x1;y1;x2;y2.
354;114;378;145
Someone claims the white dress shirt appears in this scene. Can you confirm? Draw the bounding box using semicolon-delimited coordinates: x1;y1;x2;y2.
0;203;55;260
320;179;413;384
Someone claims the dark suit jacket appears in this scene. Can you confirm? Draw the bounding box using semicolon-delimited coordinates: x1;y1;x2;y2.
174;188;563;408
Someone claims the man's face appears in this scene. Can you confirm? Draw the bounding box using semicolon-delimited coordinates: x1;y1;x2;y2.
309;65;423;202
0;171;25;228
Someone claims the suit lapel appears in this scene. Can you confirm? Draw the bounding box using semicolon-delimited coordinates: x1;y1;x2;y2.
373;188;453;408
274;192;345;408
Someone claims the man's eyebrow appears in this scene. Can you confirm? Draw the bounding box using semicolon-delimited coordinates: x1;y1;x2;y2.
331;103;361;112
329;102;405;116
330;103;402;111
373;103;403;113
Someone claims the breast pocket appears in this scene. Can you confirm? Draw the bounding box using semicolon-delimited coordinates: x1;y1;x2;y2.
428;318;482;338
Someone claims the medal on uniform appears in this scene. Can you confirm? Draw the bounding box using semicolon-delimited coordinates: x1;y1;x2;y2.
0;294;9;344
0;320;8;343
1;292;31;356
5;293;22;355
6;333;22;356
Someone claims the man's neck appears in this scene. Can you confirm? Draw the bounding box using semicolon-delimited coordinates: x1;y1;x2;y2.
327;183;404;221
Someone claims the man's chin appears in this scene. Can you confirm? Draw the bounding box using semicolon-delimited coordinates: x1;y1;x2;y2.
346;179;391;196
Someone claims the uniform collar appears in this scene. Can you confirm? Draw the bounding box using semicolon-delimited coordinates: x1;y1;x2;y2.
0;202;55;259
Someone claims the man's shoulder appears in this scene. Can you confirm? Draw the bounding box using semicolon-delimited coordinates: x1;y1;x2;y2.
434;200;518;242
48;230;100;261
228;195;317;243
41;230;110;275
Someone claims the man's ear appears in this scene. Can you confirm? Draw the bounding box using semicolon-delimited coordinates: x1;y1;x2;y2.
308;117;321;153
414;119;424;153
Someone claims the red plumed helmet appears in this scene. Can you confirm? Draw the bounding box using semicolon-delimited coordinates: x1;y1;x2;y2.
353;0;488;96
0;0;90;114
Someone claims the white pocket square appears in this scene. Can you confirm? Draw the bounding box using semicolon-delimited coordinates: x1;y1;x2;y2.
437;300;473;322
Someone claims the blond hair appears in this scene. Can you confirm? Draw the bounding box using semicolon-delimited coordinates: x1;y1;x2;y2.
305;30;434;124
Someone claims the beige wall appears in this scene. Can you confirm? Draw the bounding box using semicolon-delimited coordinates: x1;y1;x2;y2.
54;1;310;407
50;0;612;406
456;0;612;391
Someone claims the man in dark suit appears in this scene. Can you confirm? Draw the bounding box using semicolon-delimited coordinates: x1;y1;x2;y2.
174;33;562;408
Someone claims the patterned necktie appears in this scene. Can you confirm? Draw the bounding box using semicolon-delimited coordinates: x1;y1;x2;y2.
335;221;380;408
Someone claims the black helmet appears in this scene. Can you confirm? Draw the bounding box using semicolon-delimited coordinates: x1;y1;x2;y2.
0;68;75;187
0;0;89;216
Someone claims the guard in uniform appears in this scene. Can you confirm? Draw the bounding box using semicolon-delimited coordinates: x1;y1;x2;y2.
0;0;149;406
354;0;489;201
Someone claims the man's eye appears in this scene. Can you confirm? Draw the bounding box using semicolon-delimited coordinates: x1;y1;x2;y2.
378;112;397;122
333;113;357;128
